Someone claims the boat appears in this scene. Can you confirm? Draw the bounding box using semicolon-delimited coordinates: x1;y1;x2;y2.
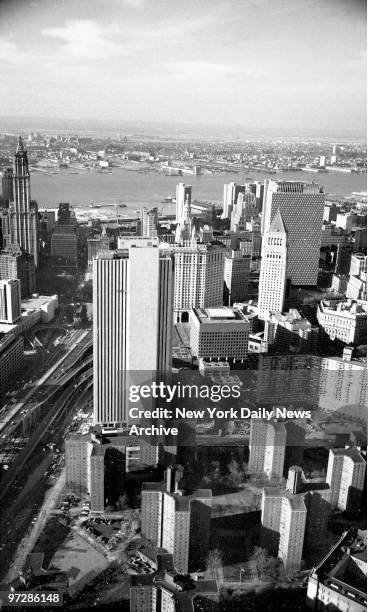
161;196;173;203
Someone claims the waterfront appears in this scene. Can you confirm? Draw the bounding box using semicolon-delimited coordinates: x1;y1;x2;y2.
30;167;367;218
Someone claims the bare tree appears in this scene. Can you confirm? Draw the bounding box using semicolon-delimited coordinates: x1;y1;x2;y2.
249;546;270;580
205;548;224;584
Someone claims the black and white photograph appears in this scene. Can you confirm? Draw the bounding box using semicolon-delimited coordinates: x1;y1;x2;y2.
0;1;366;610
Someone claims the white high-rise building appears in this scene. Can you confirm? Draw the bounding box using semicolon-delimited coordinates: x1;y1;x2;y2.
0;278;21;324
163;243;225;323
141;207;158;238
261;489;307;575
93;239;173;429
258;209;287;320
264;422;287;480
249;419;287;480
175;183;192;223
141;467;212;574
230;190;257;232
279;496;307;574
221;183;245;219
326;448;366;513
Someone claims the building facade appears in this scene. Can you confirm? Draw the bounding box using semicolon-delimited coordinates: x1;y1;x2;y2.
0;279;21;324
317;299;367;345
258;209;287;319
223;250;251;305
176;183;192;223
189;306;250;362
9;137;39;267
166;243;225;323
326;448;366;513
261;180;325;285
93;240;173;429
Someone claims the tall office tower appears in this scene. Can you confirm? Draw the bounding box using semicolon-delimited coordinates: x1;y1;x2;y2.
141;466;212;574
0;244;35;299
248;181;265;213
87;232;110;266
176;183;192;223
57;202;77;226
1;168;13;207
326;447;366;513
261;488;307;574
0;279;21;324
223;250;251;305
174;209;196;246
221;183;245;219
262;180;325;285
167;243;225;322
141;207;159;238
9;137;39;267
258;209;287;319
230;190;257;232
93;240;173;429
249;419;287;480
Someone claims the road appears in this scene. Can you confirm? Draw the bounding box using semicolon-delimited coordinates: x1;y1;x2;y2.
0;376;92;581
0;329;92;438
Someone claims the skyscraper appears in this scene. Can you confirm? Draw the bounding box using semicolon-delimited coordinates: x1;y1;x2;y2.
141;207;159;238
0;244;35;298
162;243;225;323
221;183;245;219
223;250;251;305
9;137;39;267
258;209;287;319
230;190;257;232
93;238;173;429
262;180;325;285
0;279;21;324
175;183;192;223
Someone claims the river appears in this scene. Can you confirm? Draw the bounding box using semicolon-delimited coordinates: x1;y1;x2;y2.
29;167;367;219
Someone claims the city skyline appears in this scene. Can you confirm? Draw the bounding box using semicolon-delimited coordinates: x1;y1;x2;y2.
0;0;366;135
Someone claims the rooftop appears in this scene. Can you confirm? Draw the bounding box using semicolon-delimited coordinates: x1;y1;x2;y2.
330;447;366;464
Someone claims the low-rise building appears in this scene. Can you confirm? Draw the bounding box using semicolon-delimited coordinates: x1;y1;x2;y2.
317;299;367;345
189;306;250;362
307;528;367;611
264;308;319;353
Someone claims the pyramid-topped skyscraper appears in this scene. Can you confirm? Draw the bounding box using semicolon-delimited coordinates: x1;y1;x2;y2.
258;209;287;319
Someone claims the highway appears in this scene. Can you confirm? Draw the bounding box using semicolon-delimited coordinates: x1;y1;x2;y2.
0;329;92;437
0;372;92;580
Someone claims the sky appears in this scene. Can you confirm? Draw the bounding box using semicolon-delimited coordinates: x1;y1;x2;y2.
0;0;366;134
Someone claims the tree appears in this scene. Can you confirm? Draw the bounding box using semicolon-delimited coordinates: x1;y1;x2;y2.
227;460;243;487
205;548;224;584
249;546;270;581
